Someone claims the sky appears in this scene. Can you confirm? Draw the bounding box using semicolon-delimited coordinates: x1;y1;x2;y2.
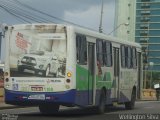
0;0;116;34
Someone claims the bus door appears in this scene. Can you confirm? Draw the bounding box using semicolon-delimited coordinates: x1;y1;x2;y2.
88;42;95;105
113;48;120;99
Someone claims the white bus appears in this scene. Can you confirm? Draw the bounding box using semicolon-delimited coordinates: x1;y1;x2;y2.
3;24;142;114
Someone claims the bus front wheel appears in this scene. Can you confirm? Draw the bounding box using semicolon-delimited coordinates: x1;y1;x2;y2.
39;104;59;114
125;88;136;110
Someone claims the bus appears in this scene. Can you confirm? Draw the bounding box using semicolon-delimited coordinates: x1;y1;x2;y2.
3;23;142;114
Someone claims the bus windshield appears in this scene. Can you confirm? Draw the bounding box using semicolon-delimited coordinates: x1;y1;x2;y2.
9;24;67;78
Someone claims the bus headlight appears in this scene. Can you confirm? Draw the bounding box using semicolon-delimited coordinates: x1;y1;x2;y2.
66;79;71;83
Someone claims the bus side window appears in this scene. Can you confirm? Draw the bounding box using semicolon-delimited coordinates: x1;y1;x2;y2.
125;46;129;68
96;39;103;66
106;42;112;67
76;35;87;65
121;45;126;68
132;48;137;69
128;47;132;68
103;41;112;67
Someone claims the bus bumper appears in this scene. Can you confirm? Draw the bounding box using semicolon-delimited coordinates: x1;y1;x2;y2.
5;89;76;106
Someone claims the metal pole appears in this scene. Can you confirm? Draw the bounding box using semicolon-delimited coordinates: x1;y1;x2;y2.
149;62;154;89
144;68;146;89
114;0;118;36
0;32;2;59
99;0;104;33
150;69;153;89
108;23;129;35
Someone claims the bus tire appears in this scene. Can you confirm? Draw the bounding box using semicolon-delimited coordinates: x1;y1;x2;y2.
97;90;106;114
125;88;136;110
39;104;59;114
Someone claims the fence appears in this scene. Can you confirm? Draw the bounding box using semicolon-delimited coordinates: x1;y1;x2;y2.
141;89;157;100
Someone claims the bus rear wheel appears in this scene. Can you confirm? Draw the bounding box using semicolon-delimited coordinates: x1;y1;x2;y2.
97;90;106;114
39;104;59;114
125;89;136;110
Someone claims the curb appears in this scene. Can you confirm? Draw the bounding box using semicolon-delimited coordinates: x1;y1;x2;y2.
0;100;26;110
0;101;33;110
0;103;30;110
0;105;19;110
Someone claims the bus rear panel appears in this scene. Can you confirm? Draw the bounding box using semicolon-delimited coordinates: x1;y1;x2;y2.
4;24;76;106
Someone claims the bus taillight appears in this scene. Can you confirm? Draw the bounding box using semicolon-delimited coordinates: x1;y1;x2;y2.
67;72;72;77
66;79;71;83
5;78;9;82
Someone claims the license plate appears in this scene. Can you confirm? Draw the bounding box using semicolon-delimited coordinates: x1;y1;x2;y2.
28;94;45;100
31;86;43;91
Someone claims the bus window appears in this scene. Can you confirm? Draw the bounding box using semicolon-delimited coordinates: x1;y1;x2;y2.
132;48;137;69
76;35;87;65
103;41;112;67
125;46;129;68
96;39;104;66
127;47;132;68
121;45;126;68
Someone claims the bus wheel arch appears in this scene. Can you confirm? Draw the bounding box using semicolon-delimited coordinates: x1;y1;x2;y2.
125;86;136;110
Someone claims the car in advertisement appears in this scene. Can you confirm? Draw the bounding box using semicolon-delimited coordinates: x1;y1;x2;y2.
17;51;60;77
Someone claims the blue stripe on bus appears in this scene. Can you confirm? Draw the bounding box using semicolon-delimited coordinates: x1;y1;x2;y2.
5;89;96;106
5;89;130;106
5;89;76;106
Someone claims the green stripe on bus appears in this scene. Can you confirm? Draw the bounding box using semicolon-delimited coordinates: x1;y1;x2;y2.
76;64;113;90
96;72;112;89
76;64;94;91
76;65;89;90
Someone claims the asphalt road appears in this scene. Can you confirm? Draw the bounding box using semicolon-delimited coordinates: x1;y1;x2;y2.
0;101;160;120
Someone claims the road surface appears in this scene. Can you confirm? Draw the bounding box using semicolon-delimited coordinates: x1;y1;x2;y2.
0;101;160;120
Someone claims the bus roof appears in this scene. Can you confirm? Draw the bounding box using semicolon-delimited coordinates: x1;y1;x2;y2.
10;23;141;48
73;26;141;49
